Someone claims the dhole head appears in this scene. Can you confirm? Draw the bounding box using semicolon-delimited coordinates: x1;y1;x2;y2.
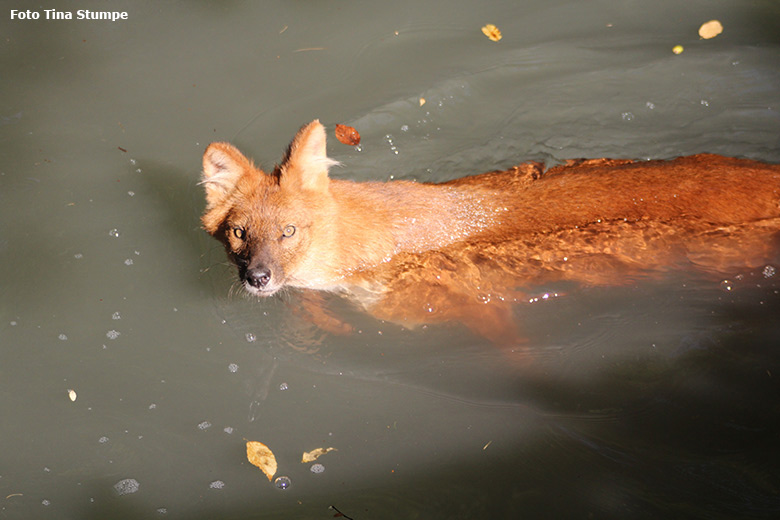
200;120;339;296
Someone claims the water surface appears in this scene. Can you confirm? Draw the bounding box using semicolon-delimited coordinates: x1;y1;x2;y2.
1;1;779;518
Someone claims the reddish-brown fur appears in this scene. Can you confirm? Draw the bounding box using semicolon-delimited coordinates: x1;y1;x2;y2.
201;120;780;343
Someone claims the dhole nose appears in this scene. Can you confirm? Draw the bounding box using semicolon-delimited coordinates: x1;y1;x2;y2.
246;267;272;288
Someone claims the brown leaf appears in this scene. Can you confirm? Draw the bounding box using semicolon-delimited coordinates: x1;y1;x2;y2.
481;24;502;42
301;447;337;463
246;441;277;481
335;124;360;146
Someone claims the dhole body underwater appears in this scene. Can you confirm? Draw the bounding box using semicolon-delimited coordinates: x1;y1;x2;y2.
200;120;780;344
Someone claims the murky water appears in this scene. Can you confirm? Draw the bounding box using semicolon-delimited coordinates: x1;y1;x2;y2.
2;1;780;518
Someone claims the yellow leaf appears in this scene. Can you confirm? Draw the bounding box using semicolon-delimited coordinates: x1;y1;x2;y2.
672;45;684;55
698;20;723;40
301;447;337;463
246;441;277;481
419;97;426;107
481;24;502;42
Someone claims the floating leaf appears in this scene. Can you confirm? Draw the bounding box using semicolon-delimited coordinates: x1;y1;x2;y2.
67;389;77;402
481;24;502;42
672;45;684;55
698;20;723;39
246;441;277;481
335;124;360;146
419;97;426;106
301;447;337;463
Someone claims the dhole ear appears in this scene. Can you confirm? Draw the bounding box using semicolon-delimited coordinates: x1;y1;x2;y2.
280;119;339;193
201;142;252;208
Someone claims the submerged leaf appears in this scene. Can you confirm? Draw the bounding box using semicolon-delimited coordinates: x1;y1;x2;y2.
246;441;277;481
301;447;337;463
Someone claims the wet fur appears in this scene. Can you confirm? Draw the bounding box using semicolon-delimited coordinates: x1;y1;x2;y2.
201;120;780;343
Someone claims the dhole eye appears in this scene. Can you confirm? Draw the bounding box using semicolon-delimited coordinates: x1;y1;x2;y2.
282;225;296;238
233;227;246;240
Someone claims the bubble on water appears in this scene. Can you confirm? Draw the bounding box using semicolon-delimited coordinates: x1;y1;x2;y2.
223;426;234;434
646;101;655;110
385;134;399;155
762;265;776;278
279;382;288;391
621;112;634;121
124;258;134;266
74;253;83;259
42;499;51;506
400;124;409;132
112;312;121;320
228;363;238;373
209;480;225;489
109;228;120;238
197;421;212;430
149;403;157;410
113;478;140;495
720;280;734;292
156;508;168;515
245;333;256;343
310;463;325;474
98;436;109;444
700;99;709;107
274;476;291;490
127;191;135;197
58;334;68;341
106;330;121;340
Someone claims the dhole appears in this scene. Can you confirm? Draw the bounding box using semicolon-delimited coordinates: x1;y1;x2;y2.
201;120;780;343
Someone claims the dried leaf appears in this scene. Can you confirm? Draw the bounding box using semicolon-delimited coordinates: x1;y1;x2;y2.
335;124;360;146
698;20;723;40
672;45;684;55
67;389;77;402
481;24;502;42
246;441;277;481
301;447;337;463
419;97;426;106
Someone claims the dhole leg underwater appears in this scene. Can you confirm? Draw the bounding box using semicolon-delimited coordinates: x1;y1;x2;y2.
200;120;780;344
